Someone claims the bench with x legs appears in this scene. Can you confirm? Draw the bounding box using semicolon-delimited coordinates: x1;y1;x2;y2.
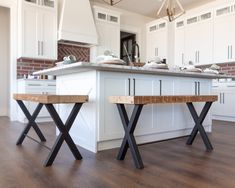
14;94;88;167
109;95;218;169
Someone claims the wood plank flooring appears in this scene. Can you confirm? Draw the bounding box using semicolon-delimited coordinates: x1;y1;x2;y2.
0;117;235;188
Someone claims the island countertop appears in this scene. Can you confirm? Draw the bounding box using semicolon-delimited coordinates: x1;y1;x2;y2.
33;62;232;79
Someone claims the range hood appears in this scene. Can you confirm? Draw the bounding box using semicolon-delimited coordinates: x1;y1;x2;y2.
58;0;98;45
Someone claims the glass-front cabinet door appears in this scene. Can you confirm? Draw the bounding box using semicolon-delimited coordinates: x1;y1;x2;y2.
42;0;55;8
24;0;37;4
24;0;55;8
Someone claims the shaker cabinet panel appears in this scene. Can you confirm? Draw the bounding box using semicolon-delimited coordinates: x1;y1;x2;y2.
133;76;155;135
99;73;129;141
146;20;168;61
18;1;57;60
22;6;38;58
41;9;57;59
212;82;235;121
213;14;235;63
184;11;213;65
174;21;185;66
152;78;174;132
17;79;56;123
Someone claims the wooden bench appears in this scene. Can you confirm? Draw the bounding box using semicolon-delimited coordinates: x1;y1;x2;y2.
14;94;88;166
109;95;218;169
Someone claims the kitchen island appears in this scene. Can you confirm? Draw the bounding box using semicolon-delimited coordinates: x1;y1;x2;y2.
34;62;230;152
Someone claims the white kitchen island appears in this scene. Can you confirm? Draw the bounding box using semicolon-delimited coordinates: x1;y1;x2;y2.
34;62;230;152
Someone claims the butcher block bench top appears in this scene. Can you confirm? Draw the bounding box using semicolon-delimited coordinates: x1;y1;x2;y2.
13;94;88;104
109;95;218;105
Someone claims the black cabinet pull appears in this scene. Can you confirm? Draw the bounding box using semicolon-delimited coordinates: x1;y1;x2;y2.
133;78;136;96
128;78;131;96
159;80;162;96
198;82;200;95
223;93;225;104
195;82;197;95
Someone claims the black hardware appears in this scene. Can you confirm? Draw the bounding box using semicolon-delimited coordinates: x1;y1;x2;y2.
44;103;83;166
16;100;84;166
16;101;46;145
128;78;131;96
186;102;213;150
159;80;162;96
115;100;214;169
133;78;136;96
223;93;225;104
198;82;200;95
116;104;144;169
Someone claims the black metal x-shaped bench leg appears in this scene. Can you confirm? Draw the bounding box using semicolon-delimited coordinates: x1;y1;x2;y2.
16;100;46;145
44;103;83;166
116;104;144;169
186;102;213;150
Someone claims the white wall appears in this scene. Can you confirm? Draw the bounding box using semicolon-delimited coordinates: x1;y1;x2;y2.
0;6;10;116
91;2;154;62
0;0;18;121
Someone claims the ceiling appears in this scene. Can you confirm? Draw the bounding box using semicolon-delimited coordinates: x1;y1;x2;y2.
90;0;215;18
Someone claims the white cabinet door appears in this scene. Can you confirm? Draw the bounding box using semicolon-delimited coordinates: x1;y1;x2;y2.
174;20;185;66
40;9;57;59
22;4;38;58
146;32;156;61
185;12;213;65
133;75;155;135
17;80;56;122
222;92;235;117
19;2;57;60
174;79;195;129
99;73;129;141
174;78;211;129
146;20;167;61
154;30;167;59
153;78;174;132
211;88;222;116
214;14;235;63
212;82;235;120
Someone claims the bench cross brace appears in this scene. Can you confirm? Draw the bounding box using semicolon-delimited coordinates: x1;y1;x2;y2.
44;103;83;166
116;104;144;169
16;100;46;145
186;102;213;150
16;100;83;166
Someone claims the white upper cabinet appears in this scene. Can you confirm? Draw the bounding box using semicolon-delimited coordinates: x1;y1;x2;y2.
184;11;213;65
146;20;168;61
213;2;235;63
93;6;120;58
172;1;235;66
18;0;57;60
174;19;185;66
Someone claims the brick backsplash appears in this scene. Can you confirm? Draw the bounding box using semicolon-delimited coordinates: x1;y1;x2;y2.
198;63;235;76
58;43;90;62
17;58;55;78
17;43;90;78
219;63;235;76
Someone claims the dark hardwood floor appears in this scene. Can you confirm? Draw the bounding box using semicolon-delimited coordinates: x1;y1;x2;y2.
0;117;235;188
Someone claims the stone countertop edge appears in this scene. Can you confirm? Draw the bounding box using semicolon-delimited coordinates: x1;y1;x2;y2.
33;62;233;79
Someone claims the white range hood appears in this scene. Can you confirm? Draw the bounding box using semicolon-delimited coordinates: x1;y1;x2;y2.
58;0;98;45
